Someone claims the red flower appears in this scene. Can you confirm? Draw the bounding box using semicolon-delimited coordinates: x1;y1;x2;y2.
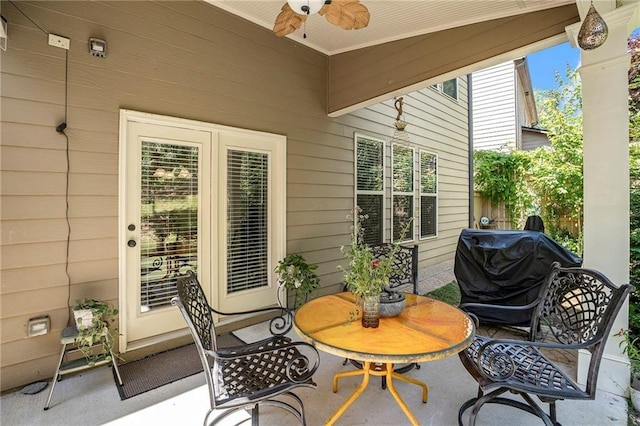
371;260;380;269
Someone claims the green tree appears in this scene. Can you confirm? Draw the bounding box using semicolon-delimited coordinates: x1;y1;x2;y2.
530;68;584;246
474;68;584;250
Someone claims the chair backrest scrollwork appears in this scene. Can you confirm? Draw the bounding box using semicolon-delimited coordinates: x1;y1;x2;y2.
532;262;632;396
175;271;217;351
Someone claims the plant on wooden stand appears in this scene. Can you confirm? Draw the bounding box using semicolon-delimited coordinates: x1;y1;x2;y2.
73;298;119;366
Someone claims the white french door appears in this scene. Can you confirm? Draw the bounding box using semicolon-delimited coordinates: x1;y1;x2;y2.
119;111;285;351
217;131;285;312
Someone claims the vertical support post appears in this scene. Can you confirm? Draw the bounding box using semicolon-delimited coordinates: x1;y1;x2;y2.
566;0;639;395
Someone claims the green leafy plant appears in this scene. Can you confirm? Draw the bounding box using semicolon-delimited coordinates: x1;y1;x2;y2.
629;142;640;340
73;298;119;365
339;208;402;298
473;68;585;255
615;328;640;390
473;149;533;226
274;254;320;309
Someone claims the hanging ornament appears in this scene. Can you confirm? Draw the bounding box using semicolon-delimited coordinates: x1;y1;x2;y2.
390;97;410;145
577;1;609;50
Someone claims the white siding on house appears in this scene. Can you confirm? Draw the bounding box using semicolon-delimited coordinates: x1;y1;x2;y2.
472;61;517;151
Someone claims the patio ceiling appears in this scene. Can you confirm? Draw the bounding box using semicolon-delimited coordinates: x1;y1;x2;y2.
210;0;577;55
207;1;582;115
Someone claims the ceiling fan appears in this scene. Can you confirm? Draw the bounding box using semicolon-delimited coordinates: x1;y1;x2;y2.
273;0;370;37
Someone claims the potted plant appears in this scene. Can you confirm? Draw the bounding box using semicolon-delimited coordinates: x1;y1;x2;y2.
616;328;640;410
274;254;320;309
73;298;119;365
339;209;402;328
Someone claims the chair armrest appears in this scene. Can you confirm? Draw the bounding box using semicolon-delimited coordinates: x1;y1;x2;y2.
473;337;592;382
205;337;320;383
208;305;294;336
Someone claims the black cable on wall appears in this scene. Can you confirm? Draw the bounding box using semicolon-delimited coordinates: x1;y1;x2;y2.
9;0;73;327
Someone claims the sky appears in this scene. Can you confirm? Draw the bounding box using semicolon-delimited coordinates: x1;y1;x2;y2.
527;42;580;91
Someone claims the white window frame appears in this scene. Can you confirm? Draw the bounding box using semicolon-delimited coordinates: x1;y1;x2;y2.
419;149;438;239
431;78;459;101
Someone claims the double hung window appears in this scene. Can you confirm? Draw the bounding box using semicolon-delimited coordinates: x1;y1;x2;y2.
355;134;439;244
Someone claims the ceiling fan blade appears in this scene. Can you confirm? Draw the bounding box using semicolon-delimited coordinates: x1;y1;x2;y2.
273;3;308;37
320;0;370;30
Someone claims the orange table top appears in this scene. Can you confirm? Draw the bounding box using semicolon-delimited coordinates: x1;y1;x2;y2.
293;292;475;364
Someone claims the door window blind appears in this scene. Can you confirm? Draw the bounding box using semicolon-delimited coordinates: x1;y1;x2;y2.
140;141;199;311
226;150;269;293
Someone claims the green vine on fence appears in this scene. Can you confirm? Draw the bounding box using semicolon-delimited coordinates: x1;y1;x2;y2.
473;149;532;227
474;68;584;253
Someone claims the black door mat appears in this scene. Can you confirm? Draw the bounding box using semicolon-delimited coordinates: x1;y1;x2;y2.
113;333;244;400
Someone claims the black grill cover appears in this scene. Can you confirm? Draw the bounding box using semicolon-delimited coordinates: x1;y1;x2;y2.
454;229;582;325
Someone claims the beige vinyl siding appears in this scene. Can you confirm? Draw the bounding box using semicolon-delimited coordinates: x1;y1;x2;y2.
522;128;551;151
0;0;330;391
472;61;518;151
337;81;470;269
1;1;469;391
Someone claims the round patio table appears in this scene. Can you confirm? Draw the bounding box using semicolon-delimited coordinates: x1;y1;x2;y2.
293;292;475;425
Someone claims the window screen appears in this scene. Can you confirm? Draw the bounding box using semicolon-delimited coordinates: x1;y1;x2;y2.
420;151;438;238
392;144;414;242
442;78;458;100
356;135;384;245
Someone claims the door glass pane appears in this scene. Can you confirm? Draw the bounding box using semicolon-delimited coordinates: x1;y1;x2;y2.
227;150;269;293
140;142;199;312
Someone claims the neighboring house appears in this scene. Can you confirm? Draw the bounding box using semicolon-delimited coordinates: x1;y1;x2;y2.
0;2;470;391
471;58;551;229
471;58;550;151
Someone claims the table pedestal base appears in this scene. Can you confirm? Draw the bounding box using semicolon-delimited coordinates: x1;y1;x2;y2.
327;361;428;426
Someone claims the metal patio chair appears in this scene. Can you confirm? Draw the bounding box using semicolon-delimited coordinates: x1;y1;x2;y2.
172;271;319;426
457;262;631;426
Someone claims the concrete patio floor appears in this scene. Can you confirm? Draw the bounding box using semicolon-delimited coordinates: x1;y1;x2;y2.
1;317;630;426
0;262;633;425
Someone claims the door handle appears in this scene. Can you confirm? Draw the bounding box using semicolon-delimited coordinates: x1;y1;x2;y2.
127;240;137;247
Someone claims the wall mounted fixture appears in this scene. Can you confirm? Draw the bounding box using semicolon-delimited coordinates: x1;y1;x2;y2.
577;1;609;50
89;37;107;57
28;316;50;337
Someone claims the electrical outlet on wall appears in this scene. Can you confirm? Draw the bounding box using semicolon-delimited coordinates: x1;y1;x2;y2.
48;34;70;50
